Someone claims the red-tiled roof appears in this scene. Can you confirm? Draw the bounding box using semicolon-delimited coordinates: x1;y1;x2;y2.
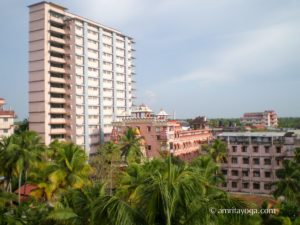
15;184;38;196
0;111;15;116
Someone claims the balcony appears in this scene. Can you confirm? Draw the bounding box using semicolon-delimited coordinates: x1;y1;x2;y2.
49;118;68;124
50;36;66;45
49;15;64;25
50;46;65;54
50;108;67;114
50;66;69;74
50;26;66;35
50;97;68;104
50;87;67;94
50;76;67;84
50;56;66;64
50;128;67;134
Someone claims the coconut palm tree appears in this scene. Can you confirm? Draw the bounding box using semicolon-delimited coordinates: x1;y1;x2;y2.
119;128;143;163
273;159;300;202
47;182;106;225
116;156;248;225
205;139;228;163
0;136;14;192
0;131;44;204
31;142;92;202
190;155;224;186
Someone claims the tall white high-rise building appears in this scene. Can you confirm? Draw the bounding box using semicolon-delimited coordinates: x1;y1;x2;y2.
28;1;136;154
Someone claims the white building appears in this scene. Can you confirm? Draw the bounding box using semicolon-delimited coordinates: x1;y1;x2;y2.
28;2;135;154
0;98;15;139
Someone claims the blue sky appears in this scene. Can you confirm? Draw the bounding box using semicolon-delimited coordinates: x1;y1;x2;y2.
1;0;300;120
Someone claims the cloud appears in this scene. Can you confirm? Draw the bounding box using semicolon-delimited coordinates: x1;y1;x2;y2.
171;21;300;85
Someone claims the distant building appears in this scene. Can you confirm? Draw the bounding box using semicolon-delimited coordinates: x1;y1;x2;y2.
190;116;208;130
111;105;212;160
28;2;135;154
241;110;278;128
0;98;15;139
218;132;295;195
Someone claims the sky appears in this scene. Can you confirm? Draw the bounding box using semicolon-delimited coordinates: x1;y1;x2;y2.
0;0;300;120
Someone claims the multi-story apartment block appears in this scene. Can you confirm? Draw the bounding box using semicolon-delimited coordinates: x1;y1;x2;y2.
111;105;212;160
28;2;135;154
0;98;15;139
241;110;278;128
218;132;295;195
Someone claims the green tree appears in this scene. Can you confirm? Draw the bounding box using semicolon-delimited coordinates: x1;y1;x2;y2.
14;119;29;135
119;128;143;163
90;141;121;195
273;160;300;202
31;142;92;202
204;139;228;163
47;182;105;225
0;131;44;204
116;156;247;225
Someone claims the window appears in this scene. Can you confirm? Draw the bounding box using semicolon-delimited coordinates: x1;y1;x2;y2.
51;114;64;118
242;146;247;152
242;183;249;189
3;129;8;133
253;158;260;165
231;170;238;176
231;157;238;164
231;182;237;188
147;126;151;132
265;146;270;153
253;146;259;153
264;183;271;190
253;183;260;190
51;124;64;129
276;147;281;153
264;158;271;165
51;134;65;139
222;169;227;175
232;146;237;152
147;145;151;150
253;171;260;177
276;159;281;166
243;158;249;164
265;172;271;178
242;170;249;176
3;118;8;122
222;182;227;188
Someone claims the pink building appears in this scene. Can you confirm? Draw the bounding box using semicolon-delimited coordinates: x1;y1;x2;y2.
112;105;212;160
0;98;15;139
241;110;278;128
218;132;295;195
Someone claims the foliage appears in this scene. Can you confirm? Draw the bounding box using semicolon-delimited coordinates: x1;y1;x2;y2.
14;119;29;135
1;129;300;224
119;127;143;163
278;118;300;129
202;139;228;163
273;158;300;203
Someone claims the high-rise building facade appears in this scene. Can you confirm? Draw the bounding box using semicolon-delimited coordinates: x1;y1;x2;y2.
28;2;135;154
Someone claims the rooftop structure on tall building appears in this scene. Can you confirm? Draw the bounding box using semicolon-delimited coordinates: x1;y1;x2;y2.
241;110;278;128
28;2;135;154
112;105;212;160
0;98;15;139
217;132;295;195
